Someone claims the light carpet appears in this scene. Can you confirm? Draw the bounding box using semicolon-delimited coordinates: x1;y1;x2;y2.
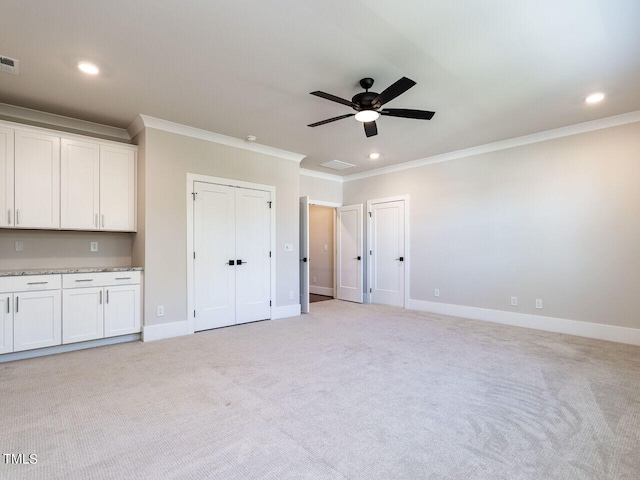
2;300;639;479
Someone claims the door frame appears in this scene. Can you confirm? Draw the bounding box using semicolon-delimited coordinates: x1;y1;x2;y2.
186;173;276;334
307;200;340;304
366;195;410;307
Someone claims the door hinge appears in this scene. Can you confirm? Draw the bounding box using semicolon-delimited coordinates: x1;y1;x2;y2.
369;211;372;217
270;301;272;306
192;192;197;200
193;252;196;259
269;251;272;257
370;288;372;293
370;250;372;255
267;201;272;208
194;310;196;317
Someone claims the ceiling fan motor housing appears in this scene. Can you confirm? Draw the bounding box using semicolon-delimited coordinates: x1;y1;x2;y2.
352;91;380;111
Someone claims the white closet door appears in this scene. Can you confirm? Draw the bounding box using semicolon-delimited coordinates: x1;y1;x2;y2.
370;200;405;306
193;182;236;331
235;188;271;324
337;204;363;303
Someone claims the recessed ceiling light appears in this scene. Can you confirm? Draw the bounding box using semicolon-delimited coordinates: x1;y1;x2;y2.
585;92;605;104
368;153;380;160
78;61;100;75
355;110;380;123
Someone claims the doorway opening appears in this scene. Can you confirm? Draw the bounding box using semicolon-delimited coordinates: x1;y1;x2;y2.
309;205;335;303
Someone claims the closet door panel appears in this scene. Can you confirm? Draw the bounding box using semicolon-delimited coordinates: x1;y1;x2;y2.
235;188;271;324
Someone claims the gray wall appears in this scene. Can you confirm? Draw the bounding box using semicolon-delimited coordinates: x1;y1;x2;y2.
138;127;300;327
343;121;640;329
0;230;132;270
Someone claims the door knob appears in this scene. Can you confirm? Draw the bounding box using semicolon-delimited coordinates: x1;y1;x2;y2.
228;260;235;265
354;256;361;260
395;256;404;261
300;257;308;262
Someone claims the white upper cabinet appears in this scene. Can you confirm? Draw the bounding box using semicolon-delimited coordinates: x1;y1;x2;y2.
60;139;100;230
0;121;137;232
0;127;14;228
100;145;136;231
14;130;60;229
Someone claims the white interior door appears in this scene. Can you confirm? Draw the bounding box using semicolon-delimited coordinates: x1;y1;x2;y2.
299;196;310;313
235;188;271;324
337;204;363;303
370;200;405;306
193;181;236;331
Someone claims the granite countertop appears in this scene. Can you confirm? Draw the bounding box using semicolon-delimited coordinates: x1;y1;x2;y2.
0;267;143;277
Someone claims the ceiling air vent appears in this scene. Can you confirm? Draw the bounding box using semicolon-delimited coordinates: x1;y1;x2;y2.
0;55;19;75
319;159;355;170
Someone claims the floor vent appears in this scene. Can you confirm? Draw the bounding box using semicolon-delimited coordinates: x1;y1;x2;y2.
1;55;19;75
319;159;355;170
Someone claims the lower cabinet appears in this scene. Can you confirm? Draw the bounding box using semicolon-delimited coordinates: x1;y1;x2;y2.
0;275;63;354
62;271;141;345
0;270;141;356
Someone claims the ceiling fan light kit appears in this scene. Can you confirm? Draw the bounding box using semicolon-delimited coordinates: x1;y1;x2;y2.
308;76;435;137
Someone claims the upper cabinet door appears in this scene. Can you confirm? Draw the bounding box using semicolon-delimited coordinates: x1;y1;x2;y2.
60;139;100;230
100;145;136;232
14;130;60;229
0;127;14;228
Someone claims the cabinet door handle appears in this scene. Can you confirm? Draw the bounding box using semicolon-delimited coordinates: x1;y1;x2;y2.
106;290;109;304
75;279;93;282
27;281;48;285
95;214;98;228
101;214;105;228
16;296;19;313
115;277;131;280
7;209;10;225
99;290;102;305
16;209;20;225
6;297;9;314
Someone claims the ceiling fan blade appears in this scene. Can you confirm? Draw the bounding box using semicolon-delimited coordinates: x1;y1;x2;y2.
364;121;378;137
310;91;357;108
380;108;435;120
308;113;354;127
372;77;416;107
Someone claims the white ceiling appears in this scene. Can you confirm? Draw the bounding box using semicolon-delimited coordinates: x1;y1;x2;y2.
2;0;639;175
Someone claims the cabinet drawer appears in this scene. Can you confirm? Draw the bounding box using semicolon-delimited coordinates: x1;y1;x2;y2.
0;274;61;292
62;271;140;288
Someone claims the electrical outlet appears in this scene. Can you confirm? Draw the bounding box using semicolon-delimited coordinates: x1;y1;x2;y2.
511;296;518;307
289;291;294;300
324;244;328;251
90;242;98;252
536;299;543;309
312;276;317;283
157;305;165;317
15;241;23;252
434;288;440;297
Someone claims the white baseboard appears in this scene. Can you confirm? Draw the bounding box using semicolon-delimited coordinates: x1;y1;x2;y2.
310;286;334;296
273;304;301;319
142;320;190;342
407;299;640;346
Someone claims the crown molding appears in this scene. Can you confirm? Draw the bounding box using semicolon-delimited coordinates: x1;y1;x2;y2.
129;114;305;163
0;102;131;142
344;110;640;182
299;168;344;182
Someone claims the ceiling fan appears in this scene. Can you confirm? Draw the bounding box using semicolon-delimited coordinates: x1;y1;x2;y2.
308;77;435;138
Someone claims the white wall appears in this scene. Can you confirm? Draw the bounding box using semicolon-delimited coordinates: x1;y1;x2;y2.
136;127;301;327
343;121;640;331
299;170;343;204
